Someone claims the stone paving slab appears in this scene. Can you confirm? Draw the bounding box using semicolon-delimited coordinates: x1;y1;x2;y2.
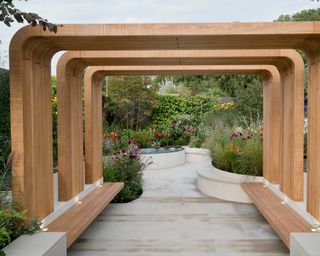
68;164;289;255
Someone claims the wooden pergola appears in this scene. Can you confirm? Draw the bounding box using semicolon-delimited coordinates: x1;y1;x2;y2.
57;49;304;204
9;23;319;223
83;64;280;190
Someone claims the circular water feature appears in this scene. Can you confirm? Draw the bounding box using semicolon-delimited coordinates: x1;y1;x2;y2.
140;147;186;170
140;147;184;154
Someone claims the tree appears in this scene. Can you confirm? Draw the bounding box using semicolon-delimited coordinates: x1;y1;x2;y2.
275;8;320;21
105;76;159;130
0;0;57;32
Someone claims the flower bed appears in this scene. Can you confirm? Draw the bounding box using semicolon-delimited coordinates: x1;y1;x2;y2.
205;126;263;176
196;163;263;203
103;131;144;203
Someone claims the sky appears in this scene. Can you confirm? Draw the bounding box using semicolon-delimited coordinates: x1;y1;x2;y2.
0;0;319;74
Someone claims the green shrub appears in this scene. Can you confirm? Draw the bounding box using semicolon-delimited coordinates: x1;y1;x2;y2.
103;134;144;203
153;120;194;147
104;154;143;203
152;95;217;125
105;76;159;130
130;130;155;148
0;206;40;251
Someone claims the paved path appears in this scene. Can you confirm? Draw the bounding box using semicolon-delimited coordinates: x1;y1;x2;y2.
69;163;289;255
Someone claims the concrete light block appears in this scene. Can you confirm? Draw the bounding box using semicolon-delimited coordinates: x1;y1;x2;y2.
291;233;320;256
3;232;66;256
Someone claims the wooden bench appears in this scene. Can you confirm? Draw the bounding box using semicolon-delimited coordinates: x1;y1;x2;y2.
45;182;124;247
242;182;312;248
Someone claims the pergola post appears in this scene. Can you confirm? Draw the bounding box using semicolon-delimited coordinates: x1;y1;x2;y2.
84;69;104;184
9;38;54;219
262;69;281;184
9;23;317;220
278;51;305;201
56;58;85;201
307;51;320;219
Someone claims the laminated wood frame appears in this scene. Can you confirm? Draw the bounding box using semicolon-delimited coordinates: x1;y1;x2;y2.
57;49;303;204
83;64;281;190
9;23;316;219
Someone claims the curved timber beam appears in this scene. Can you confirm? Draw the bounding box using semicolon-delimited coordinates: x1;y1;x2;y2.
10;22;316;219
57;49;303;202
83;65;280;187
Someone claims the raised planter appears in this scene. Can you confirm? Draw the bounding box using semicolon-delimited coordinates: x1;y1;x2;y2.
183;147;211;164
140;147;186;170
196;163;264;203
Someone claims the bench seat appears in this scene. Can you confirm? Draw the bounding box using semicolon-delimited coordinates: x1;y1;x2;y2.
242;182;312;248
45;182;124;247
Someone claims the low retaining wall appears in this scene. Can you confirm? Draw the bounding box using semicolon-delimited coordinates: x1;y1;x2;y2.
191;148;264;203
183;147;211;164
140;148;186;170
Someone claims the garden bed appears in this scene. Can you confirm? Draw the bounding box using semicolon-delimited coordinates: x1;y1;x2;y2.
196;163;263;203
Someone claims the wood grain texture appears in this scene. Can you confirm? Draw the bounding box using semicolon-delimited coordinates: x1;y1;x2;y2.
9;22;315;220
307;53;320;219
45;182;124;247
278;51;305;201
84;64;281;187
242;182;312;248
84;69;105;184
57;57;86;201
58;49;303;190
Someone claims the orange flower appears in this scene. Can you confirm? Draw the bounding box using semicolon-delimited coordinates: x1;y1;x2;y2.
110;131;119;141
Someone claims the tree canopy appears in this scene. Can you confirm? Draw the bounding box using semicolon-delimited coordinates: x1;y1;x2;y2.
0;0;57;32
275;8;320;21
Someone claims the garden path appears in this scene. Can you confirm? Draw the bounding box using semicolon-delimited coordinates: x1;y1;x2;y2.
68;163;289;255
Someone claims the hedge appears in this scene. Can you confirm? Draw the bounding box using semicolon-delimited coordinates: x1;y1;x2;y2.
152;94;217;125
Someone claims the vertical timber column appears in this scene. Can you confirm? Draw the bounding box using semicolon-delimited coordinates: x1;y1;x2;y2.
279;55;304;201
262;69;281;184
57;60;84;201
10;40;54;219
263;79;269;181
307;52;320;219
84;69;104;184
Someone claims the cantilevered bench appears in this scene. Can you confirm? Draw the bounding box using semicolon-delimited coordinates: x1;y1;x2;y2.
45;182;124;247
242;182;312;248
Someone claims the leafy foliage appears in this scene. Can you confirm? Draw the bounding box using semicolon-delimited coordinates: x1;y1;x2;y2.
103;133;144;203
105;76;159;130
152;95;217;125
0;205;40;251
155;74;262;97
104;155;143;203
0;69;10;180
0;0;57;32
205;126;263;176
275;8;320;22
233;79;263;120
